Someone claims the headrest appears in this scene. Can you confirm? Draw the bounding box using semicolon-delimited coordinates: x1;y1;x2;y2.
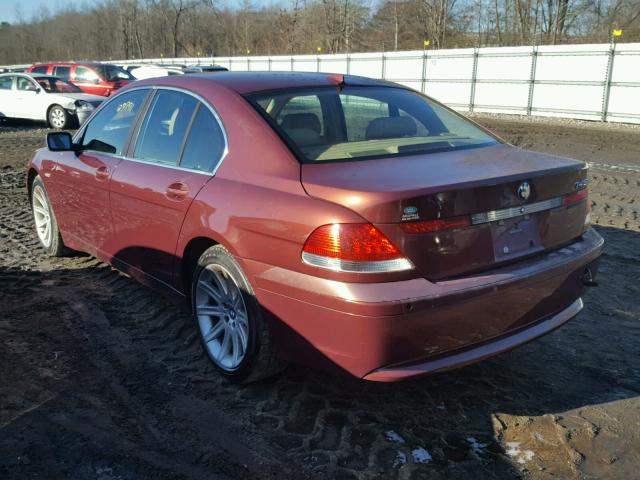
281;113;321;134
285;128;324;147
365;116;417;140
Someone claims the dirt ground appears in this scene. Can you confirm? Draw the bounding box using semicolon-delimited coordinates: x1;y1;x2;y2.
0;116;639;480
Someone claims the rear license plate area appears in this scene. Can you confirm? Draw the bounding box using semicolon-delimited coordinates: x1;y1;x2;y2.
491;215;543;261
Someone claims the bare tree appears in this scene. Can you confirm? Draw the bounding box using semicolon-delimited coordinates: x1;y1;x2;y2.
1;0;640;66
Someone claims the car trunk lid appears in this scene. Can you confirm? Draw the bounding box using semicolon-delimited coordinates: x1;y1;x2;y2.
301;144;590;280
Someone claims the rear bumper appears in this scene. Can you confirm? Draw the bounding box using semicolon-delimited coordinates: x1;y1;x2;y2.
364;297;583;381
245;227;604;381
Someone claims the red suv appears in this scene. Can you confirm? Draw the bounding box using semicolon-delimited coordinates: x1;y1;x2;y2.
28;62;135;96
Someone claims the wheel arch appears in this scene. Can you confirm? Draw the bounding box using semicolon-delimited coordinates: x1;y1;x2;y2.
180;236;220;308
26;167;39;203
46;103;61;117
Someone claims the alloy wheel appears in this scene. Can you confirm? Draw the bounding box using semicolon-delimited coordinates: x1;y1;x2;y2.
32;185;52;247
195;264;249;371
50;107;66;129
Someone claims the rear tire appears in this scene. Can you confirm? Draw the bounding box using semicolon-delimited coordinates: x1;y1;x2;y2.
192;245;285;383
31;175;66;256
48;105;69;129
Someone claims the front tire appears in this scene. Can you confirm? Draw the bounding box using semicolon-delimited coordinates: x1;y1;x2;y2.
31;175;66;256
192;245;285;383
48;105;70;129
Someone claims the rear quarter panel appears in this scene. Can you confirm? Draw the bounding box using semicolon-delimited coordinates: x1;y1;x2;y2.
173;79;373;292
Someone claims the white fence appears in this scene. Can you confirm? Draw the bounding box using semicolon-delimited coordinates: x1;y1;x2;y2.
6;43;640;124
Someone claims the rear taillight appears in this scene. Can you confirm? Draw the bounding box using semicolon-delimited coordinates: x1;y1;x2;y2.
400;216;470;234
563;188;588;206
302;223;413;273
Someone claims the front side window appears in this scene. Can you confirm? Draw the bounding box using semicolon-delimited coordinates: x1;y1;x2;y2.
81;89;149;155
248;86;498;162
16;77;38;91
134;90;197;165
53;66;71;80
31;66;48;74
180;105;225;172
76;66;100;83
95;64;135;82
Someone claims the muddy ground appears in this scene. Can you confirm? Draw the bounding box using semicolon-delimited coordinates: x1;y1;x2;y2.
0;116;639;480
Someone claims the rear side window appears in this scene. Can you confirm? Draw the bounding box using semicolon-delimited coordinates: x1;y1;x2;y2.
248;86;498;163
82;89;149;155
31;66;48;74
134;90;198;166
180;105;225;172
53;66;71;80
0;76;13;90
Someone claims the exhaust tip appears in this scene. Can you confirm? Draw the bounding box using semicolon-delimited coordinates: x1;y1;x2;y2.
581;268;598;287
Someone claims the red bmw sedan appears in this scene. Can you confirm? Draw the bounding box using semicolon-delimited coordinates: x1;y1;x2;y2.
28;72;603;382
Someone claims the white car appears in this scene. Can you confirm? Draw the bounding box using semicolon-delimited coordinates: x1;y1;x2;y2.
0;73;103;128
128;65;184;80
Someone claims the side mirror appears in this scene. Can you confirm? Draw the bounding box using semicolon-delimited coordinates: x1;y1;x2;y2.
47;132;75;151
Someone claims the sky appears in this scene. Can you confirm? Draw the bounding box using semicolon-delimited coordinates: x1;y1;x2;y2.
0;0;73;23
0;0;285;24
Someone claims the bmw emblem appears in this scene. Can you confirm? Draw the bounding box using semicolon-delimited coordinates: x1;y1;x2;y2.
517;181;531;201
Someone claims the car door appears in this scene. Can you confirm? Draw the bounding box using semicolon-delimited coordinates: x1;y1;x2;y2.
15;76;45;120
0;75;17;117
74;65;107;96
50;88;151;258
109;89;224;287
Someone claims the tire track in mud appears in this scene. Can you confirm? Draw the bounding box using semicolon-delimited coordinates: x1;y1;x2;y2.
2;122;640;480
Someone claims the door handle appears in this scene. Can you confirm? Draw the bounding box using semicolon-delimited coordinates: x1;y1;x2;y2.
166;181;189;201
95;165;109;181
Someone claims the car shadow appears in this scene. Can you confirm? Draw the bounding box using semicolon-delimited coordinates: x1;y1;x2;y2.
0;225;637;479
0;118;48;130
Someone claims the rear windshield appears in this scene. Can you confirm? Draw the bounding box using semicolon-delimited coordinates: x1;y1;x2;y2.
247;86;498;163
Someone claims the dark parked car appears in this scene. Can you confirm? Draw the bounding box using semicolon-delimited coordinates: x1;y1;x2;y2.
28;62;135;96
27;72;603;383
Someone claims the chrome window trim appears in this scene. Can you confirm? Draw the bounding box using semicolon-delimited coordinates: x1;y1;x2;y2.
470;197;563;225
114;154;213;176
72;85;229;177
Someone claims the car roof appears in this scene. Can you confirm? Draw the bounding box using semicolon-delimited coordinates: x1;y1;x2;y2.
133;71;396;95
31;62;114;67
0;72;49;78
